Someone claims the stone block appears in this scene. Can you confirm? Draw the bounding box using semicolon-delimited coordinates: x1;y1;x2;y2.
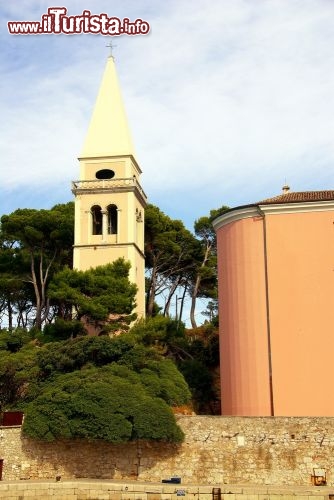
147;494;161;500
0;497;22;500
276;495;295;500
56;488;76;496
23;490;41;497
223;494;236;500
200;494;213;500
122;485;135;492
122;493;136;500
245;495;259;500
108;493;122;500
55;496;77;500
257;495;270;500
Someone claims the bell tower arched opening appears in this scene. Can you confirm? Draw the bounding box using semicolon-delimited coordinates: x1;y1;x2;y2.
107;204;118;235
91;205;102;235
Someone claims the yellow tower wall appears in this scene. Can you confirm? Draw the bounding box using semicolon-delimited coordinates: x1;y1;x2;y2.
72;56;147;321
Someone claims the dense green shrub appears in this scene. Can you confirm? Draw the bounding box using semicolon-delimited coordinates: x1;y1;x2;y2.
128;316;220;413
0;328;33;353
36;335;146;377
40;319;86;343
0;343;38;411
23;366;184;443
0;323;192;441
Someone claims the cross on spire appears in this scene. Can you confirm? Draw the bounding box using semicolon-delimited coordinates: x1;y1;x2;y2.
106;41;117;59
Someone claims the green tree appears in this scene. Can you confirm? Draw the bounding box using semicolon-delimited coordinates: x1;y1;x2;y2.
48;259;137;334
0;236;35;330
22;366;184;443
0;329;190;441
189;206;228;328
20;334;190;443
130;316;189;359
178;359;215;412
40;318;86;343
0;203;74;330
34;335;191;408
130;316;220;414
36;335;146;378
202;299;219;326
145;204;200;318
0;329;38;411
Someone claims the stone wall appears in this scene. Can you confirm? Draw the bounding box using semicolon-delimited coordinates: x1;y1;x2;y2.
0;480;333;500
0;417;334;486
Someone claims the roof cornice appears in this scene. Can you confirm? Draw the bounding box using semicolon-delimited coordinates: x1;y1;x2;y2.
212;206;261;231
259;200;334;215
212;199;334;232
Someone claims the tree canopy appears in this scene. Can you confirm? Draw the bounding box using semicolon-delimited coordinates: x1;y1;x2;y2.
144;204;229;326
23;364;184;443
48;259;137;334
0;331;190;442
130;316;220;413
144;204;201;319
0;201;229;328
0;199;223;433
0;203;74;330
189;206;229;328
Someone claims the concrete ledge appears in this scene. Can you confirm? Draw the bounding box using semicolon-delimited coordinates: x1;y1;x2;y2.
0;481;333;499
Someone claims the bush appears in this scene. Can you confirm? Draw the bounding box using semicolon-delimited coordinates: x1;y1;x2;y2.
22;366;184;443
0;328;33;353
36;335;137;377
39;319;86;343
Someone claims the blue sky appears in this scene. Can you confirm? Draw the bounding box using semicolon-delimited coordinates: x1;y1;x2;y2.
1;0;334;231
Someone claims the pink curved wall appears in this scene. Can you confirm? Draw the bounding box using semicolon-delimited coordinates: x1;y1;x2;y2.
216;216;272;415
264;210;334;416
216;206;334;416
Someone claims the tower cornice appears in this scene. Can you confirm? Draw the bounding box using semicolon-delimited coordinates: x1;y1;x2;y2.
73;242;145;259
77;154;142;175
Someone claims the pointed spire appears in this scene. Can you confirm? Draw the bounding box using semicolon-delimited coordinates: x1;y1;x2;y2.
80;56;135;158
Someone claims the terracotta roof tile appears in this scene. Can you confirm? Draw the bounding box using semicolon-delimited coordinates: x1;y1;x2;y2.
258;190;334;205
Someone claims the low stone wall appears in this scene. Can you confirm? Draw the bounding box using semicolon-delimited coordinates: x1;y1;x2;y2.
0;417;334;486
0;480;333;500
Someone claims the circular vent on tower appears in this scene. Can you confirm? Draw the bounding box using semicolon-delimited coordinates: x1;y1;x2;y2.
95;169;115;180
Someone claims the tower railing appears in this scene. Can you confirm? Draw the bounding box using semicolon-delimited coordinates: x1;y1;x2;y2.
72;177;147;199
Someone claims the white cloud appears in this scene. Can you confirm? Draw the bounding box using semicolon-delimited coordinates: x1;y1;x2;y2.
1;0;334;225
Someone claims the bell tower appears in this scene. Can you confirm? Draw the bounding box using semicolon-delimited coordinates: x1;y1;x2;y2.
72;54;147;318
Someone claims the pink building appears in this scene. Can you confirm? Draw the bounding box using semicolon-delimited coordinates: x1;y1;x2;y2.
213;189;334;416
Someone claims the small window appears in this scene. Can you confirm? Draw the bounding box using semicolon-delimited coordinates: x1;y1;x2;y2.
96;169;115;180
91;205;102;235
107;204;118;234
